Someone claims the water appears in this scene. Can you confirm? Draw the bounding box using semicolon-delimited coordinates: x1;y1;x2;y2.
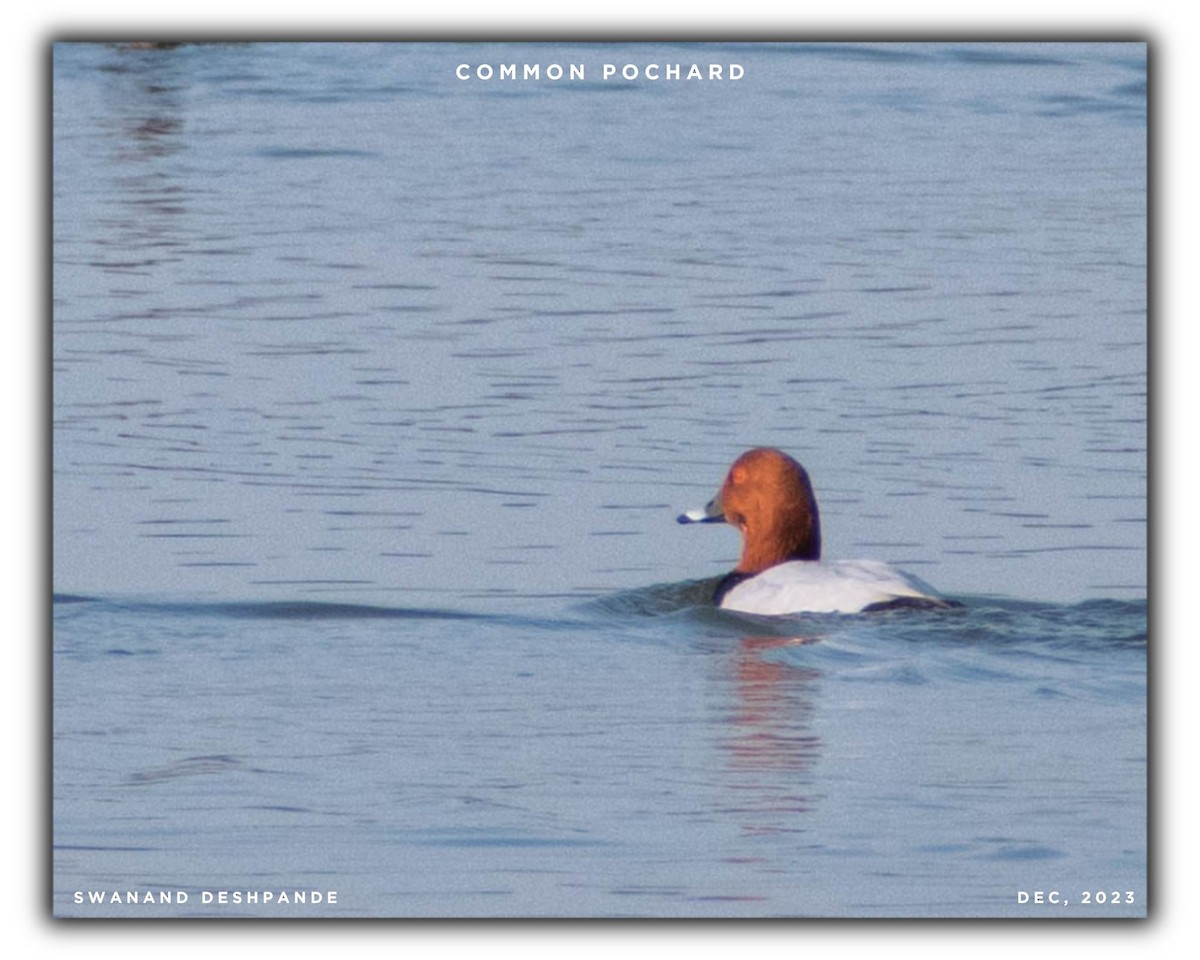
52;41;1146;918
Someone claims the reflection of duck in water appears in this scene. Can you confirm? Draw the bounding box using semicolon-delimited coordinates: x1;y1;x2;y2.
679;448;956;615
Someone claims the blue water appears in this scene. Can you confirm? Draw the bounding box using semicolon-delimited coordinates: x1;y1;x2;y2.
52;41;1146;918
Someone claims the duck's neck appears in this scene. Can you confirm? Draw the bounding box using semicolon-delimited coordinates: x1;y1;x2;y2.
736;513;821;574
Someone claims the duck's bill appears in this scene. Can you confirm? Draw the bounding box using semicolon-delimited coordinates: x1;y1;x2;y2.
676;500;726;524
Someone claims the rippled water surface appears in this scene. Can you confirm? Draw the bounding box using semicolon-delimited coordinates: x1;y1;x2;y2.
52;41;1146;918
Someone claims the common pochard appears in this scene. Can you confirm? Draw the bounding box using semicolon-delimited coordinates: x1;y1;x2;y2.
678;447;955;615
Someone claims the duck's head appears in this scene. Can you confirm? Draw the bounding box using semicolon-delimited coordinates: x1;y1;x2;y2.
678;447;822;573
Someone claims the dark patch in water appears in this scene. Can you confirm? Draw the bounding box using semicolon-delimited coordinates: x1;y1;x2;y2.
591;577;724;618
128;754;244;785
982;844;1067;862
946;49;1073;67
256;146;376;160
211;600;483;621
110;599;490;623
53;593;99;604
67;596;592;638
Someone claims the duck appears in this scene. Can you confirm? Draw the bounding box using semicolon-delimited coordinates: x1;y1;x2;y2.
678;447;955;615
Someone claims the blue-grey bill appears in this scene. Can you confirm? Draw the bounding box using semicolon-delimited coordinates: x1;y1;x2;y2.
677;507;725;525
